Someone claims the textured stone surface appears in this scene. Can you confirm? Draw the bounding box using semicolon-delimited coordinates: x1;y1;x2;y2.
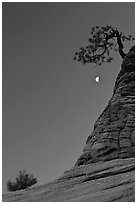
3;158;135;202
2;47;135;202
75;46;135;166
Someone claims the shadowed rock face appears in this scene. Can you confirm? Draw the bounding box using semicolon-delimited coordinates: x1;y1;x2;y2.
75;46;135;166
2;47;135;202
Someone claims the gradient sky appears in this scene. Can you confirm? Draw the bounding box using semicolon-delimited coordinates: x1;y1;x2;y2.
2;2;135;193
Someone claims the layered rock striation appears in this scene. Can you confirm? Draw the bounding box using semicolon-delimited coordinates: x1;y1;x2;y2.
3;158;135;202
75;46;135;166
3;47;135;202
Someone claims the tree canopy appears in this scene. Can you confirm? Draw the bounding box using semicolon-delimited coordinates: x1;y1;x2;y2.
74;25;134;66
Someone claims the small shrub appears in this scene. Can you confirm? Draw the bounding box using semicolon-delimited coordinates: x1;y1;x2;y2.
7;170;37;192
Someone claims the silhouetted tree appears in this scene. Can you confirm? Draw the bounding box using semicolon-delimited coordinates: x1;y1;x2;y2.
74;25;134;66
7;170;37;192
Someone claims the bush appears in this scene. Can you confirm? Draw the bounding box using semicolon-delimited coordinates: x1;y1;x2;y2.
7;170;37;192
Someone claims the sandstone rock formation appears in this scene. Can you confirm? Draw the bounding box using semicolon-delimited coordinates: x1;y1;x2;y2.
3;46;135;202
75;46;135;166
3;158;135;202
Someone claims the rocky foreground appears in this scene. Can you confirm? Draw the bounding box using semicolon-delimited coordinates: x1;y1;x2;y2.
3;47;135;202
3;158;135;202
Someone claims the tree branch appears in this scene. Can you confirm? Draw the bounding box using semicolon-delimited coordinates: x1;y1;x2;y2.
116;30;127;58
106;30;126;59
92;29;126;62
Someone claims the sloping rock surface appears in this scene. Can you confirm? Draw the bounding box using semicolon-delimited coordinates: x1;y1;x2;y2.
3;158;135;202
3;47;135;202
75;46;135;166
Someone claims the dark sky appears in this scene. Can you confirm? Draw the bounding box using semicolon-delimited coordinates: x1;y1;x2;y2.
2;2;135;193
